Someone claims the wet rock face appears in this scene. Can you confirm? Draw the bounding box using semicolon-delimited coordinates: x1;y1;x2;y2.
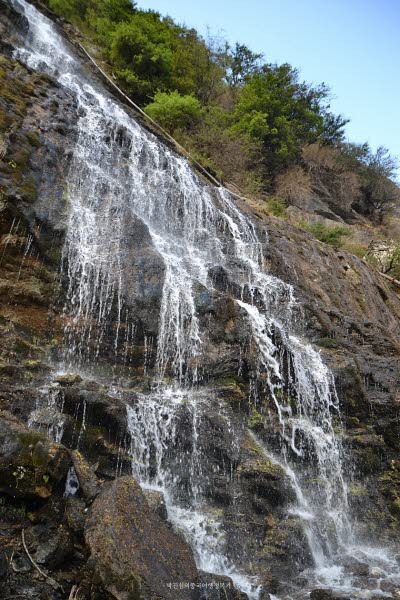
143;488;168;521
250;216;400;535
85;476;200;600
0;409;70;498
71;450;101;502
50;378;134;478
0;55;77;249
0;29;77;385
198;571;249;599
0;0;29;51
117;212;166;336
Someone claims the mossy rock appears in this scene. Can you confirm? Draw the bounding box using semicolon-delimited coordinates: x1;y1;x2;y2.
215;376;247;404
315;337;340;349
353;446;383;474
348;483;367;497
238;455;284;479
78;425;109;454
10;146;31;169
346;416;360;428
26;131;41;147
0;410;70;498
19;176;38;203
23;359;47;371
378;461;400;519
247;407;264;431
54;373;83;386
0;494;28;523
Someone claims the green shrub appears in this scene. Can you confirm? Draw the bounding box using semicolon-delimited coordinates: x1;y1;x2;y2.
144;91;201;133
41;0;395;210
305;222;349;247
316;337;339;349
264;196;286;218
26;131;41;147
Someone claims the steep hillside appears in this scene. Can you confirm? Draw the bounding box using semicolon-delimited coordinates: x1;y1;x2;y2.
0;2;399;600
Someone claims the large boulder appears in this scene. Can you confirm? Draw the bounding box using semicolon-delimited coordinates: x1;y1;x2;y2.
0;410;70;498
84;476;199;600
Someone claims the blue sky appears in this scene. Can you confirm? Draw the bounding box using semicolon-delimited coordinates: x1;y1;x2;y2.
137;0;400;168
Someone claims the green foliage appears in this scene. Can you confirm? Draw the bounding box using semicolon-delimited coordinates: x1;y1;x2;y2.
264;196;286;218
316;337;340;349
231;64;348;174
144;91;201;133
47;0;87;20
341;240;368;258
108;13;175;101
361;148;400;219
247;407;264;431
26;131;41;147
170;30;225;103
43;0;395;219
305;222;349;247
385;245;400;279
47;0;136;23
340;143;400;220
91;0;136;24
224;42;263;93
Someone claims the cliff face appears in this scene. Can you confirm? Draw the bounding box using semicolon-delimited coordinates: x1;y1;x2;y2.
0;2;400;600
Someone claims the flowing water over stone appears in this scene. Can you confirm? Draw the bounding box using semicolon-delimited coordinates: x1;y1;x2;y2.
12;1;400;597
124;387;261;595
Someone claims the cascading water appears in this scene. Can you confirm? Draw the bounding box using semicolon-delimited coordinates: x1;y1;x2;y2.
12;1;400;598
124;388;251;588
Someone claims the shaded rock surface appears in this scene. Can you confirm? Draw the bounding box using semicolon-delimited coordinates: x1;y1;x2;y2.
71;450;101;502
198;571;249;599
0;409;70;498
85;476;199;600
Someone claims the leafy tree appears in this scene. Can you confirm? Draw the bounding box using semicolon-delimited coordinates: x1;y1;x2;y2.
169;29;225;103
224;42;263;94
108;12;175;101
341;144;400;221
94;0;136;23
47;0;89;20
365;146;398;179
231;63;347;175
385;244;400;278
144;91;201;133
48;0;136;24
46;0;400;216
319;112;349;145
361;147;400;220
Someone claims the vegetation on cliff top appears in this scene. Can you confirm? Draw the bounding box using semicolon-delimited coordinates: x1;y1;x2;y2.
43;0;399;234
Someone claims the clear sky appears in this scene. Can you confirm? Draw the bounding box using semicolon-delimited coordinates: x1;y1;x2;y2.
137;0;400;167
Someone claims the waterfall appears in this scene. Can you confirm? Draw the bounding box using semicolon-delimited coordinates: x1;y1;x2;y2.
12;1;399;598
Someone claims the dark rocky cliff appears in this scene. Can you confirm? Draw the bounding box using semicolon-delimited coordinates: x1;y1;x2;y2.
0;2;399;599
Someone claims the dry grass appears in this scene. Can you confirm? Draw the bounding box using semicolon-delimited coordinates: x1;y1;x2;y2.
0;134;7;160
275;166;312;204
302;142;340;170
